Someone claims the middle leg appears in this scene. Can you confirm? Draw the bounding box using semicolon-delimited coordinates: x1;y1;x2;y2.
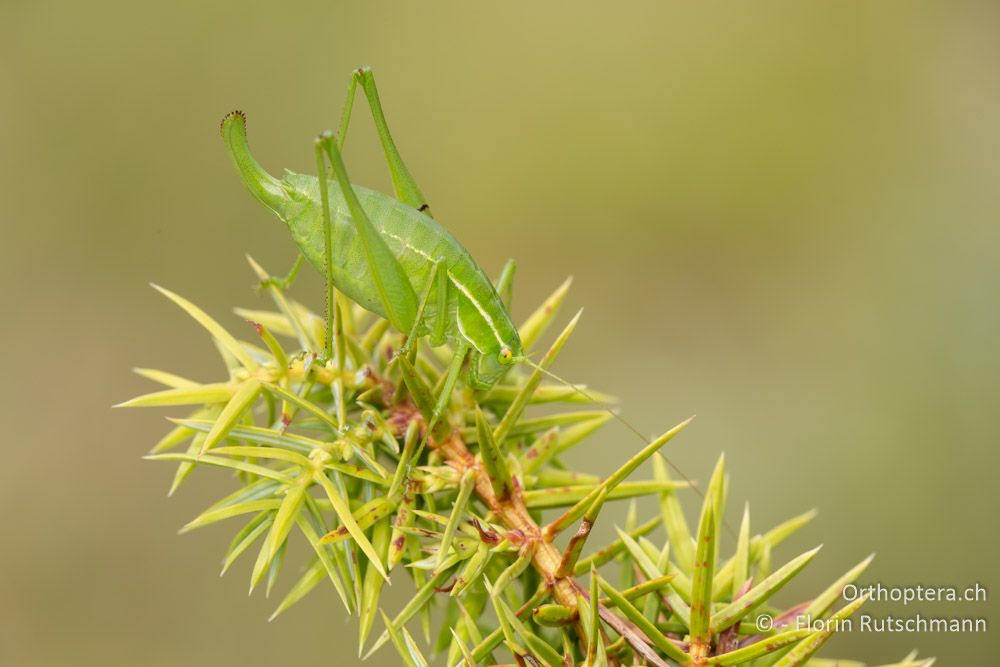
316;131;418;335
397;257;449;357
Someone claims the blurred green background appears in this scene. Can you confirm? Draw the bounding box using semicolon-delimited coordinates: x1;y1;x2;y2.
2;1;997;664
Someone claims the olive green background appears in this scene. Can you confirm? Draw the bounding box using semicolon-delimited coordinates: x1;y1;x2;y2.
2;1;997;664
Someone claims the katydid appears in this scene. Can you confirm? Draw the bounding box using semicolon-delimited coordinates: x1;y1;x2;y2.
220;68;703;502
221;68;520;398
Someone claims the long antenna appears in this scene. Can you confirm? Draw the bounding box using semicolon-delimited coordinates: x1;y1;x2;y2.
519;356;733;534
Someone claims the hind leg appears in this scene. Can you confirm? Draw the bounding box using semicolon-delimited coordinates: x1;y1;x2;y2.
316;132;418;338
338;67;432;215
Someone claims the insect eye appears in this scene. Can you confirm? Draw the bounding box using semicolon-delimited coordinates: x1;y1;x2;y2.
499;347;513;363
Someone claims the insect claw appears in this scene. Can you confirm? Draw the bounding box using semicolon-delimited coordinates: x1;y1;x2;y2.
256;276;285;292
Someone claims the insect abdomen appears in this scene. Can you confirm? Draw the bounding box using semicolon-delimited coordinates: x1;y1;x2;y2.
268;170;518;354
282;175;464;339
